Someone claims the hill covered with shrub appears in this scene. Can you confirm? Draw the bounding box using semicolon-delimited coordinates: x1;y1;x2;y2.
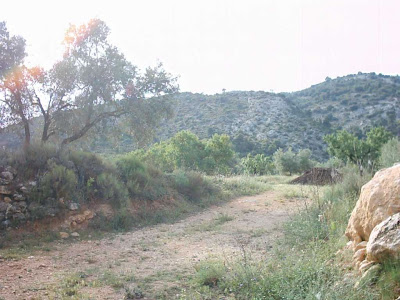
1;73;400;161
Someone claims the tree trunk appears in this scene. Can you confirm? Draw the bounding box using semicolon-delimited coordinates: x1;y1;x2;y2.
22;118;30;150
41;115;51;143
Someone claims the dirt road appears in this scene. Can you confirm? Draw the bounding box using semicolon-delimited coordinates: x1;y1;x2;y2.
0;185;306;299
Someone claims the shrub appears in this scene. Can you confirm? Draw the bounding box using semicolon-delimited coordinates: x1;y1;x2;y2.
121;131;237;175
116;154;150;195
379;138;400;168
171;170;214;202
66;150;113;184
96;173;129;208
115;154;170;200
11;143;58;178
273;148;314;175
39;161;78;202
241;154;274;175
194;260;227;287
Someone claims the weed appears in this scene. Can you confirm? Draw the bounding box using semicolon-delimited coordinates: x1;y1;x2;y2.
194;260;226;287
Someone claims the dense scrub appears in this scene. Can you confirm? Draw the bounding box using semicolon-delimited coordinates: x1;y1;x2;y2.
0;143;274;233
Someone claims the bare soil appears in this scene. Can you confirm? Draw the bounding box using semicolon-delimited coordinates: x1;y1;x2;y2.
0;185;306;299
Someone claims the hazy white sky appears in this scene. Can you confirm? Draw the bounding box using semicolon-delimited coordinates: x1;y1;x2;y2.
1;0;399;94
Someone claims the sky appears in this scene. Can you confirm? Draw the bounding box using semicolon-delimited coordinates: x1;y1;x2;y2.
1;0;399;94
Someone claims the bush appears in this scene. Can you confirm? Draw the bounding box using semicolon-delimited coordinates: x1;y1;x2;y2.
66;150;113;184
171;170;214;202
115;154;170;200
38;161;78;202
116;154;150;195
241;154;275;175
122;131;237;175
96;173;128;208
11;143;58;178
194;260;227;287
379;138;400;168
273;148;315;175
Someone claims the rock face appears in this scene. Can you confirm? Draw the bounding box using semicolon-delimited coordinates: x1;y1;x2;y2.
366;212;400;262
346;164;400;244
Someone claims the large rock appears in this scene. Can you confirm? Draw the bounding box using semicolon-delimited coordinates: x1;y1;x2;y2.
366;212;400;262
346;164;400;244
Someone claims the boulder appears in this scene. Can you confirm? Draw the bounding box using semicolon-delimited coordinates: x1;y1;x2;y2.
354;241;367;252
346;164;400;244
353;248;366;264
366;212;400;262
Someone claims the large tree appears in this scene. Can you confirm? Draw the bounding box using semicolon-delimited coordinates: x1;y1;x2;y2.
0;19;178;149
54;19;178;147
0;22;32;148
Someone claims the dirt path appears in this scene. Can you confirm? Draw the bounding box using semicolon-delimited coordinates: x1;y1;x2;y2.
0;185;306;299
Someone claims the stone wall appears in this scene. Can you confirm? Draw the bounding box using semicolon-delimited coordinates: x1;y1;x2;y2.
0;166;41;229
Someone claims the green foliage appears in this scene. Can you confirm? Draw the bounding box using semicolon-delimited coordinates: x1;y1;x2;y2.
204;134;235;174
95;173;128;208
379;138;400;168
297;149;314;172
168;131;206;171
273;148;297;175
273;148;315;175
241;153;274;175
128;131;236;175
116;154;150;194
171;170;214;202
39;161;78;202
11;143;58;177
1;19;178;148
376;259;400;299
324;127;392;168
194;260;227;287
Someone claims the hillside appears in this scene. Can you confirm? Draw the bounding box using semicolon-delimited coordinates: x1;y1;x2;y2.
289;73;400;134
151;73;400;159
1;72;400;160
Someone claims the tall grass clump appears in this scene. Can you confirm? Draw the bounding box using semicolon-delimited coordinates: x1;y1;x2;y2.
379;138;400;168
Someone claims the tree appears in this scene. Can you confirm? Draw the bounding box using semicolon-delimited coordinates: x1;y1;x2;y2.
1;19;178;149
273;148;298;175
241;153;274;175
0;22;32;148
0;22;25;77
205;134;235;174
324;127;392;169
53;19;178;147
379;138;400;168
2;67;47;148
297;149;314;173
167;131;205;170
